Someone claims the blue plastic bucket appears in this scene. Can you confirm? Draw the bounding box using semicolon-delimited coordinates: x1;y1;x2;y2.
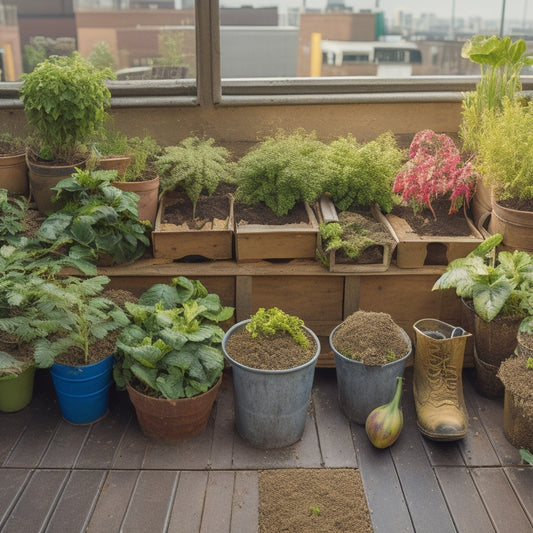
50;354;114;424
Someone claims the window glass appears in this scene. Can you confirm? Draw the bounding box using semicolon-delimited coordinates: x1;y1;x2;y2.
0;1;196;83
219;0;533;79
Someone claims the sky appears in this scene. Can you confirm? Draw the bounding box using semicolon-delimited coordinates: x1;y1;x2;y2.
219;1;529;23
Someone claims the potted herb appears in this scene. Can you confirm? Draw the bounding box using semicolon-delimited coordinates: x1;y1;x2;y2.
474;98;533;252
329;310;412;425
222;307;320;448
113;276;234;440
234;130;324;261
94;126;132;179
389;129;482;268
433;233;533;397
497;332;533;454
152;136;236;260
317;132;402;271
0;133;28;196
36;168;151;266
19;52;113;213
31;275;129;424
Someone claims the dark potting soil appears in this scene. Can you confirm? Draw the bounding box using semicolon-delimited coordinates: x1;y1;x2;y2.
332;311;409;366
498;197;533;212
234;201;310;226
391;199;473;237
225;328;316;370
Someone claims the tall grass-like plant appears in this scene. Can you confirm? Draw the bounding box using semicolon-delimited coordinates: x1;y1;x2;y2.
156;137;236;218
236;130;327;217
475;98;533;202
20;52;113;161
323;132;404;213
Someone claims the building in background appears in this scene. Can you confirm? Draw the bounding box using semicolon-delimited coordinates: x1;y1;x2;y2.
0;3;22;80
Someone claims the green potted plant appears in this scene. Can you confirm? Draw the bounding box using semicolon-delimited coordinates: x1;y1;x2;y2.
0;189;27;244
389;129;482;268
317;132;403;271
19;52;113;213
152;136;237;260
36;168;151;266
497;331;533;454
433;233;533;397
113;276;234;440
0;133;28;196
328;310;412;425
474;98;533;252
234;129;325;261
222;306;320;448
460;35;533;227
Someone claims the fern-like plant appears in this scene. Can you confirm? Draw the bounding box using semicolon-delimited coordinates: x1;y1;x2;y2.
236;130;327;217
0;189;27;242
155;137;236;218
323;132;404;213
113;276;234;399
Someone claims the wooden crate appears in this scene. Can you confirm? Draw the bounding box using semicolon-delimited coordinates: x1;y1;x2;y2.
316;197;398;273
152;192;234;260
385;208;483;269
235;202;319;262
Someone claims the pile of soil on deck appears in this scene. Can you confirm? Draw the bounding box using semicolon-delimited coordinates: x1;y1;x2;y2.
225;328;316;370
390;199;473;237
332;310;409;365
259;468;373;533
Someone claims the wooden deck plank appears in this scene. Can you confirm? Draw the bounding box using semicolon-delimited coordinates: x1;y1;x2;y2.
168;471;208;533
0;469;31;528
39;419;91;468
200;471;235;533
0;409;31;465
435;466;496;533
504;467;533;524
86;470;139;533
111;416;148;470
391;378;457;533
231;471;259;533
45;470;107;533
352;423;415;533
472;467;533;533
121;470;179;533
231;411;322;469
209;374;236;470
0;469;68;533
312;369;358;468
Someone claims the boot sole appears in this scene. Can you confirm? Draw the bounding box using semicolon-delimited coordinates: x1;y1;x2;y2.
417;423;467;441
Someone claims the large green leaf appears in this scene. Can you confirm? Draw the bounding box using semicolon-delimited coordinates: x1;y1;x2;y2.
130;363;158;389
71;218;96;245
138;284;180;308
159;329;188;351
155;374;184;399
127;345;166;368
472;280;513;322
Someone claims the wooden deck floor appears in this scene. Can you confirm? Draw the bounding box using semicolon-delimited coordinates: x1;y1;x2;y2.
0;367;532;533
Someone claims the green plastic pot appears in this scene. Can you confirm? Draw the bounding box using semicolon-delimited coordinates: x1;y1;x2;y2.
0;365;36;412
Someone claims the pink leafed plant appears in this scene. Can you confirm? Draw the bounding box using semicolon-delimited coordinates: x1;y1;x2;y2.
393;129;476;220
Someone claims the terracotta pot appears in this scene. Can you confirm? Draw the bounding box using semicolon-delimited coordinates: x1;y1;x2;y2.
26;152;88;213
126;375;222;440
113;174;159;228
473;313;522;398
488;200;533;252
0;152;28;196
99;155;131;179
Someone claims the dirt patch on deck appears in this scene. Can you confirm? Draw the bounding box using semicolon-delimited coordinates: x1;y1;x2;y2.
259;468;373;532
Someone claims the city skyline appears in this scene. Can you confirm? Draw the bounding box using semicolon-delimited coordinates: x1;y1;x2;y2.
219;0;530;24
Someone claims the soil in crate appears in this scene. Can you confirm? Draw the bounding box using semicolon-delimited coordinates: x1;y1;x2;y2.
234;201;309;226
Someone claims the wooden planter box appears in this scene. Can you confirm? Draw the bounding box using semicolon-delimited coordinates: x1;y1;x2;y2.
152;191;234;260
385;208;483;269
235;202;319;262
316;197;398;273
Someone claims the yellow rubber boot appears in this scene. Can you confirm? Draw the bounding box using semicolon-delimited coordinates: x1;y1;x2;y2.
413;319;471;441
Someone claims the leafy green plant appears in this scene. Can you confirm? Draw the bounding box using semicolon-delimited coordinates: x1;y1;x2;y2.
246;307;310;349
88;41;116;72
122;135;161;183
19;52;113;161
0;133;26;156
520;448;533;465
236;130;327;217
37;168;151;264
32;275;129;367
113;276;234;400
393;130;476;219
460;35;533;153
153;31;185;68
432;233;533;325
475;98;533;202
323;132;404;213
0;189;27;242
156;137;236;218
